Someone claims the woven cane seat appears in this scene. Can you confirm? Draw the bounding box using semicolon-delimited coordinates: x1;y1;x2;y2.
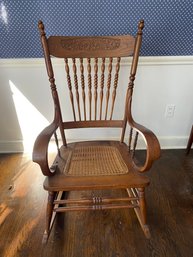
64;145;128;176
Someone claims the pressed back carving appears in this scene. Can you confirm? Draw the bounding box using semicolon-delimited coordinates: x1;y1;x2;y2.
48;35;135;58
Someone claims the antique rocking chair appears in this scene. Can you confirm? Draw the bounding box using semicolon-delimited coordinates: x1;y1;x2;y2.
33;20;160;243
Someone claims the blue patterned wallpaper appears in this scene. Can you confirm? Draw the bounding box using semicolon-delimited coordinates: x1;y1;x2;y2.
0;0;192;58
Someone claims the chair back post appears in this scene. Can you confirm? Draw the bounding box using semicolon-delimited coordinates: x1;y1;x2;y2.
121;20;144;143
127;19;144;123
38;21;67;146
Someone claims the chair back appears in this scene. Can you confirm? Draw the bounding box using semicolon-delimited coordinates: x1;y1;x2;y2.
38;20;144;145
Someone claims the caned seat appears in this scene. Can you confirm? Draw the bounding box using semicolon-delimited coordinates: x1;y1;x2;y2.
43;141;150;192
64;145;128;176
33;19;160;244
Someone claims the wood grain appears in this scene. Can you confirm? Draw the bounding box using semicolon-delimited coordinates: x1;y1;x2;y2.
87;58;92;120
79;58;86;121
72;58;81;121
94;58;98;120
35;19;162;246
110;57;121;120
105;57;113;120
64;58;76;121
48;35;135;58
99;58;105;120
62;119;123;129
0;150;193;256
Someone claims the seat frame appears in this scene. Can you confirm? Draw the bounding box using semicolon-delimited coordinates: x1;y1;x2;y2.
33;20;161;244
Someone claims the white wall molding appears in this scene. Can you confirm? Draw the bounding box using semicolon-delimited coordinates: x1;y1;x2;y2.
67;136;190;150
0;141;24;153
0;56;193;68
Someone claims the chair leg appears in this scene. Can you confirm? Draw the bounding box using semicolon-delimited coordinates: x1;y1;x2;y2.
42;191;55;244
126;187;150;238
138;187;151;239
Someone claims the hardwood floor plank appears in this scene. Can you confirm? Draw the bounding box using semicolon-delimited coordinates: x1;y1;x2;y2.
0;150;193;257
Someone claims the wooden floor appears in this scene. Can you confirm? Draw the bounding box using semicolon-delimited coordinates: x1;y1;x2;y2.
0;149;193;257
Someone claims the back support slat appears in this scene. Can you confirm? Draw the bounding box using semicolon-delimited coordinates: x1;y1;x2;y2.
79;58;86;120
105;58;113;120
63;120;123;129
87;58;92;120
99;58;105;120
72;58;81;121
48;35;135;58
110;57;121;120
64;58;76;121
94;58;98;120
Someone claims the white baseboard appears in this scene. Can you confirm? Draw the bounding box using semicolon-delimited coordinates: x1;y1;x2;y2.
156;136;189;149
66;136;190;150
0;136;190;153
0;141;24;153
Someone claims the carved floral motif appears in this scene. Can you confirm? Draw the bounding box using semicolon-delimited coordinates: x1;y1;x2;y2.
61;38;120;51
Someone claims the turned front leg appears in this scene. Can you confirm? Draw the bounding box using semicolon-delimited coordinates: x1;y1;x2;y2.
138;187;147;225
43;191;55;243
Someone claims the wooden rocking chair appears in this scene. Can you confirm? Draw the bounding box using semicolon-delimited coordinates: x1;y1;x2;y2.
33;20;160;244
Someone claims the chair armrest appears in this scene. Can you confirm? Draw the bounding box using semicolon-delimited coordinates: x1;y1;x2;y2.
32;120;59;176
128;119;161;173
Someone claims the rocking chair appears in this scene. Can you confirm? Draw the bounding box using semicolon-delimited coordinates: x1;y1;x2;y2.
33;20;160;243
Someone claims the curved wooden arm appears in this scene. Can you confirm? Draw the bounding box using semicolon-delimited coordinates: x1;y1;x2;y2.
128;117;161;173
32;120;59;176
